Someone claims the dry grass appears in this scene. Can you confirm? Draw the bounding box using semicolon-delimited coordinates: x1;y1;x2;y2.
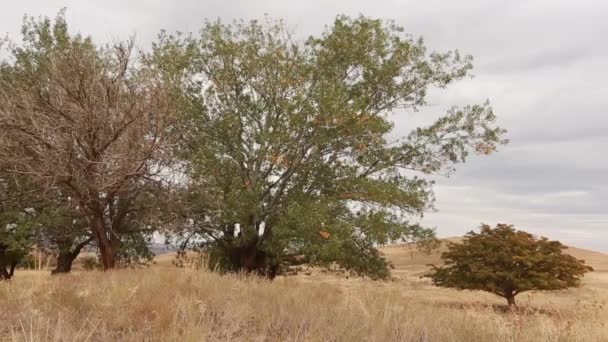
1;245;608;342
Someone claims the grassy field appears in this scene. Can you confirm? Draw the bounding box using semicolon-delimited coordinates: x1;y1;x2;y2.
1;242;607;341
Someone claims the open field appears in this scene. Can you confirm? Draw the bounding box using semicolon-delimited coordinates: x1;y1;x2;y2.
1;243;607;342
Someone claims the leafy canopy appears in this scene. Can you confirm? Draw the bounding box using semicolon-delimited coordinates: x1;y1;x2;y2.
426;224;593;305
155;15;507;279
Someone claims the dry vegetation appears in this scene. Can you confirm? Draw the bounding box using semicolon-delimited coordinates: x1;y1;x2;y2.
1;243;607;342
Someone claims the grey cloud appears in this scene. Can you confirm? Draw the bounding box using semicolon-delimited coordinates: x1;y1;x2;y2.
482;47;590;74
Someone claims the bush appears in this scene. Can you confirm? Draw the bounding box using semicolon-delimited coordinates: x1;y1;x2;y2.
81;256;101;271
17;254;37;269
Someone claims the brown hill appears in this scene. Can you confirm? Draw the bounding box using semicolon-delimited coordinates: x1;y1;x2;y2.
151;238;608;273
380;238;608;273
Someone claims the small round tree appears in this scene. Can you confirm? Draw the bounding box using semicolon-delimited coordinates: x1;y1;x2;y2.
426;224;593;306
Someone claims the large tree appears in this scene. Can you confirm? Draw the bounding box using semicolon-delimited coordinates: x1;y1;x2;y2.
426;224;593;306
0;12;179;270
155;16;507;279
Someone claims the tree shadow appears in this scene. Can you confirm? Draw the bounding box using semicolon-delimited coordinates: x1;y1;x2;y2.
435;301;563;316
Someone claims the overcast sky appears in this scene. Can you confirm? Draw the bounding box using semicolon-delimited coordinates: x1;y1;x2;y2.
2;0;607;252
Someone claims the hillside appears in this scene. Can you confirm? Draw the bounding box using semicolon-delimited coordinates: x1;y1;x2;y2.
381;238;608;274
152;238;608;274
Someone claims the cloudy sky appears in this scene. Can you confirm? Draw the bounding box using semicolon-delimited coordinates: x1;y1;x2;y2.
2;0;607;251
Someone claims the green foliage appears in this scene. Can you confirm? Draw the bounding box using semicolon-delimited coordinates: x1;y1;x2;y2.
81;255;101;271
0;176;91;275
426;224;593;306
115;233;155;268
0;10;95;92
0;176;42;279
0;210;39;279
17;254;37;269
154;15;506;279
0;211;34;251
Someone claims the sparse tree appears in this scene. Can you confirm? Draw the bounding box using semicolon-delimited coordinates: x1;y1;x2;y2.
154;16;507;279
0;12;179;270
426;224;593;306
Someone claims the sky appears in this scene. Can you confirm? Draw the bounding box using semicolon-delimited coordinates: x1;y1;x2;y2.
1;0;607;252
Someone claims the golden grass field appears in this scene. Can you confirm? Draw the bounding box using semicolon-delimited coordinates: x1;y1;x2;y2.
1;241;607;342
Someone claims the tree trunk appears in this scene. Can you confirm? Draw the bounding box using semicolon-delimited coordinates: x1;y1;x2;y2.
506;294;516;307
0;267;9;280
110;235;122;267
0;257;11;280
8;262;16;278
52;252;78;274
52;237;93;274
91;215;116;270
226;242;279;279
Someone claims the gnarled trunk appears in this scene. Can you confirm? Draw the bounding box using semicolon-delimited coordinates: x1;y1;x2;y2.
52;252;77;274
239;247;279;279
211;221;279;279
51;237;93;274
223;242;279;279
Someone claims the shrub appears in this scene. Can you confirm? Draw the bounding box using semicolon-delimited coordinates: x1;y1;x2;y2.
81;256;101;271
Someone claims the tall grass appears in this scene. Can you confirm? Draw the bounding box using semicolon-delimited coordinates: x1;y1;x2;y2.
1;268;606;341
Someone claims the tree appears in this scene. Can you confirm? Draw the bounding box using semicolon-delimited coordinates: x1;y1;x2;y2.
0;222;30;280
0;210;33;280
0;12;179;270
34;204;93;274
0;175;39;280
0;171;92;276
426;224;593;306
41;185;162;273
1;156;93;275
154;16;507;279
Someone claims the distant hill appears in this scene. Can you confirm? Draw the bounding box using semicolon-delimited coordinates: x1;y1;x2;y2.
151;238;608;273
381;238;608;273
149;243;179;256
